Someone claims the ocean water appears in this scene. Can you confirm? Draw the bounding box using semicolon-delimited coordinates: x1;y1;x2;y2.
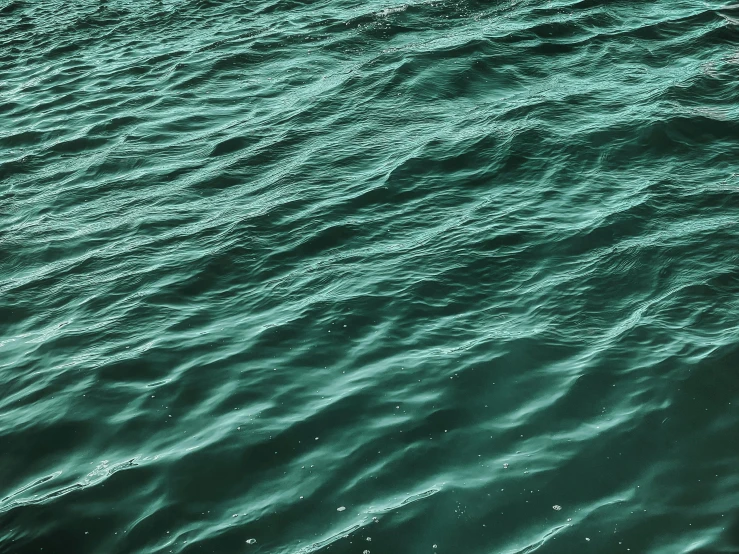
2;0;739;552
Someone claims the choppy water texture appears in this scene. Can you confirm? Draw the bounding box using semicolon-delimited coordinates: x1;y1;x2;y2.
2;0;739;552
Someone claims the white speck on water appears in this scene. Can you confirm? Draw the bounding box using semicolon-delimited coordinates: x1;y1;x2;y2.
433;545;438;549
503;463;509;469
363;551;370;554
585;538;590;542
553;505;562;511
366;537;371;541
246;538;257;544
337;506;346;512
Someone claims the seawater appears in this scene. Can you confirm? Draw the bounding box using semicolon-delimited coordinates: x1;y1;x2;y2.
2;1;739;553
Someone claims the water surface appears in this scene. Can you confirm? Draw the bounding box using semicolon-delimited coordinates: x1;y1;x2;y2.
2;0;739;553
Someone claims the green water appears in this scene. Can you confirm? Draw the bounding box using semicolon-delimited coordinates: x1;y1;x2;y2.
2;1;739;553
